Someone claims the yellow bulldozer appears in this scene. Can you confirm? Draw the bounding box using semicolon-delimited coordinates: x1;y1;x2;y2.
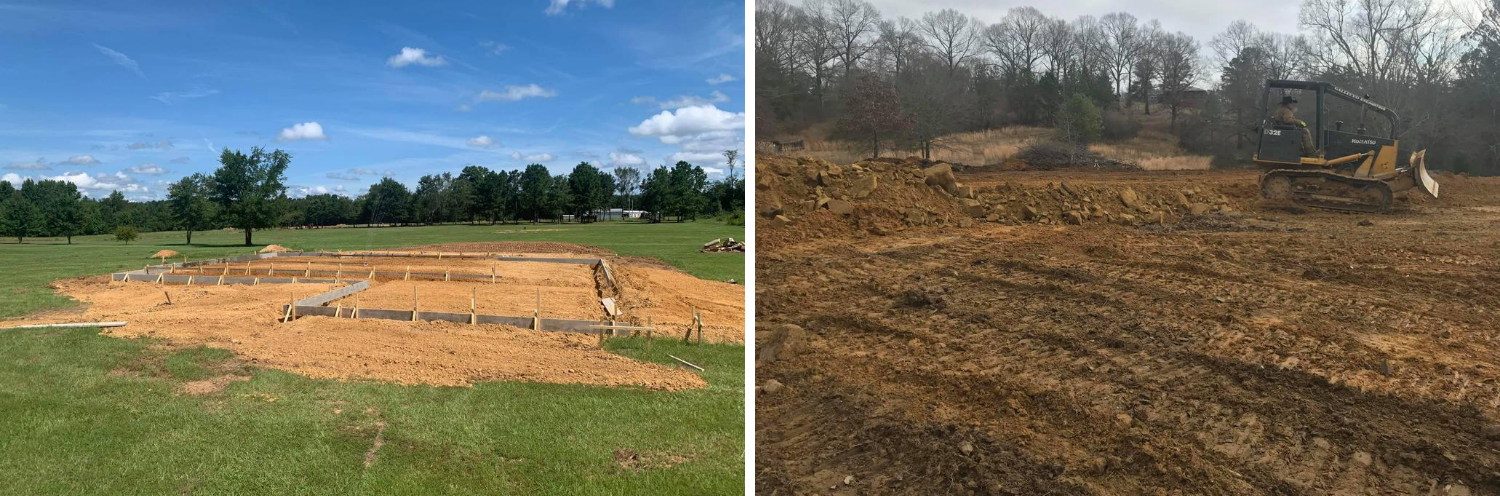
1253;80;1439;212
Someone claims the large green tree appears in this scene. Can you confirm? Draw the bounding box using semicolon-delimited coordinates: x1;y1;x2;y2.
0;193;42;243
21;179;84;244
567;162;606;220
211;147;290;246
363;177;412;225
518;164;552;222
167;173;216;245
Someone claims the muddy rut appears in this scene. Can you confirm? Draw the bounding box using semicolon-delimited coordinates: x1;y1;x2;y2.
756;171;1500;495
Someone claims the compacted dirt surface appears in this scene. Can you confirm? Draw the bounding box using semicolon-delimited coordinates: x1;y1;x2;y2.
5;243;745;389
756;156;1500;495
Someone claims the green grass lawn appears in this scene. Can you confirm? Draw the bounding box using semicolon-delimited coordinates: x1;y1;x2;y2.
0;220;745;495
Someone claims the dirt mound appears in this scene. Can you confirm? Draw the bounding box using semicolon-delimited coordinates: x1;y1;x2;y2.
1011;141;1140;170
150;249;179;259
398;242;613;257
756;154;1247;249
259;244;291;253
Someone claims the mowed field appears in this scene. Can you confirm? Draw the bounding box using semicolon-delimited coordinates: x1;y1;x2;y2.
0;220;745;495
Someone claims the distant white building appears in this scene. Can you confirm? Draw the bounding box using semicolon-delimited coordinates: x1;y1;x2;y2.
597;208;646;220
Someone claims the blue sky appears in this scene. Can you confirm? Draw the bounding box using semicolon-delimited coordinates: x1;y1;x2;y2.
0;0;746;200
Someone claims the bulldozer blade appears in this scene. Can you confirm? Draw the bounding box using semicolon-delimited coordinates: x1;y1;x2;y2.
1411;150;1440;198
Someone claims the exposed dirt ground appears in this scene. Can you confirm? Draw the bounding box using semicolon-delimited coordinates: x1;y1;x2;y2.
187;256;598;288
353;281;603;320
756;162;1500;495
5;244;745;388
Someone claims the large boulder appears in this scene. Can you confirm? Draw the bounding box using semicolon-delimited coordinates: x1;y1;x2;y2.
756;324;806;366
850;174;879;199
825;199;854;216
923;164;960;196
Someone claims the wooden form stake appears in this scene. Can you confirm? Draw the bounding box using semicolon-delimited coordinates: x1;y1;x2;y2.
533;289;542;331
352;294;360;319
470;288;477;326
404;265;411;281
282;294;294;323
412;283;419;322
491;265;496;283
163;290;172;305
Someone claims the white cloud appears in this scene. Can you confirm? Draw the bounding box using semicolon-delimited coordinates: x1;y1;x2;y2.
456;104;473;112
629;104;745;140
701;166;725;175
706;74;737;85
276;122;327;141
126;140;173;150
348;168;378;175
92;43;144;79
608;152;645;167
5;159;49;171
150;88;219;105
477;84;557;102
126;163;167;175
480;40;511;55
510;151;556;163
66;155;100;165
657;91;729;109
170;156;190;164
1;172;22;184
387;47;448;68
545;0;614;16
48;171;147;194
631;96;657;105
326;172;362;180
466;135;497;148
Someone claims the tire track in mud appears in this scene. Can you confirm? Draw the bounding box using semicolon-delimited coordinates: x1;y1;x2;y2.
759;221;1500;494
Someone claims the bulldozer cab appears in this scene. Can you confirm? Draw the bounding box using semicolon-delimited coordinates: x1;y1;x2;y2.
1255;80;1399;169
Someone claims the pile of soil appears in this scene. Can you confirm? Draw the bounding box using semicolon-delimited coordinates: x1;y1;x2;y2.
150;249;179;259
1011;141;1140;170
259;244;291;253
756;154;1248;249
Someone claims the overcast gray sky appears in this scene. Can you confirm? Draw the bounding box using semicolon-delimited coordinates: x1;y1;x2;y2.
865;0;1487;62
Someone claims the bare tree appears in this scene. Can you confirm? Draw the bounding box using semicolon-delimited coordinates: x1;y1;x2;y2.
814;0;882;77
876;17;921;79
917;9;980;77
1157;32;1203;127
1040;17;1078;75
986;7;1051;75
1101;12;1144;106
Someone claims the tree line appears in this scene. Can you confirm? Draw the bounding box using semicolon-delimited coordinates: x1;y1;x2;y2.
756;0;1500;174
0;147;745;245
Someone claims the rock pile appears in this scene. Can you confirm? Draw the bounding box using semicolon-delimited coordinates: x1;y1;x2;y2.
757;154;1242;240
700;238;746;253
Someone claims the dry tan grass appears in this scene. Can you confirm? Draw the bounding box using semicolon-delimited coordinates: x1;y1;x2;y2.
1089;130;1213;170
777;127;1052;165
769;122;1213;170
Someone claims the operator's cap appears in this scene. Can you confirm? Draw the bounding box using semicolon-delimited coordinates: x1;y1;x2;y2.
1281;95;1298;105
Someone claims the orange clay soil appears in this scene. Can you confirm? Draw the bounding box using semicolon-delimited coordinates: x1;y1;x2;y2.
190;257;596;288
6;277;703;390
349;280;604;320
614;265;745;344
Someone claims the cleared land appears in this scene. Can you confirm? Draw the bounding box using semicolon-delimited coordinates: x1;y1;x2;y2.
756;155;1500;495
0;221;744;495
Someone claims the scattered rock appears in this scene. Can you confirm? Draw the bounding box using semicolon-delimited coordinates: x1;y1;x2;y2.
1358;219;1374;226
760;379;785;394
850;174;878;199
757;323;805;365
923;163;959;196
958;441;974;455
1481;424;1500;440
1063;210;1084;225
825;199;854;216
1188;203;1211;216
1352;451;1373;466
1119;188;1142;211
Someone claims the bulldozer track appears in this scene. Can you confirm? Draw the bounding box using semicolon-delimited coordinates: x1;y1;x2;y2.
1260;169;1394;213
